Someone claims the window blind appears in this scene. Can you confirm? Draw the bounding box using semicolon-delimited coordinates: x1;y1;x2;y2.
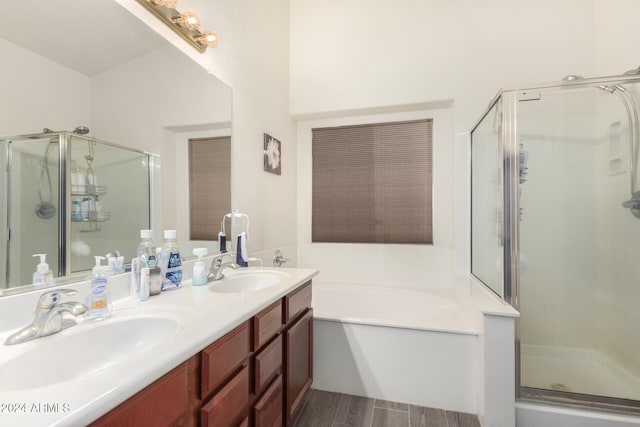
312;119;433;244
189;136;231;240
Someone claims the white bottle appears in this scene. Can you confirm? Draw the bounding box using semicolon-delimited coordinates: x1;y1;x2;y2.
32;253;54;287
85;256;112;320
192;248;208;286
137;230;160;295
160;230;182;291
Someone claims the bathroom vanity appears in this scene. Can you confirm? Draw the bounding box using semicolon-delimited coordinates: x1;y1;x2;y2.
0;266;316;427
91;281;313;427
90;281;313;427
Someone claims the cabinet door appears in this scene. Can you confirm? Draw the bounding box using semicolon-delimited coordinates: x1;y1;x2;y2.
253;375;283;427
284;308;313;425
89;361;190;427
201;365;249;427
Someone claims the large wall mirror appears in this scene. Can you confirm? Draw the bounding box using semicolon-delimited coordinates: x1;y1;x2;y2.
0;0;232;295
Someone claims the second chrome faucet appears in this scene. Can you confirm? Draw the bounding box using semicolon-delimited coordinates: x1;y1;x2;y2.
207;252;238;282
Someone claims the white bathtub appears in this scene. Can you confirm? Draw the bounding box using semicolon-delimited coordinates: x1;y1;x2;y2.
312;282;482;414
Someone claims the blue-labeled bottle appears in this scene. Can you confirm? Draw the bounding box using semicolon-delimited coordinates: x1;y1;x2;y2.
85;256;112;320
160;230;182;291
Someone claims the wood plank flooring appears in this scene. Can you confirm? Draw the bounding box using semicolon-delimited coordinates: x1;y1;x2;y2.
291;389;481;427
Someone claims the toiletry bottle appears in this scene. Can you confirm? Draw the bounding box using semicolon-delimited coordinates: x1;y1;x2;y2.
71;199;82;221
81;197;91;221
86;256;112;320
236;232;249;267
160;230;182;291
218;231;227;253
192;248;208;286
32;253;54;287
137;230;160;295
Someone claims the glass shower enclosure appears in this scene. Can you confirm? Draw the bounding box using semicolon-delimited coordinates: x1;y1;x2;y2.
471;72;640;411
0;131;152;291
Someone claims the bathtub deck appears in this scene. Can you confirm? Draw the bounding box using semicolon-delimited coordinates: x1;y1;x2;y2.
292;389;481;427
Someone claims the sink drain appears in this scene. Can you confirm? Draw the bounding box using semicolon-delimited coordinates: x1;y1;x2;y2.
550;383;571;392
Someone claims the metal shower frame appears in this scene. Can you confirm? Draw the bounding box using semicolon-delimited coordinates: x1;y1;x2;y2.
471;71;640;414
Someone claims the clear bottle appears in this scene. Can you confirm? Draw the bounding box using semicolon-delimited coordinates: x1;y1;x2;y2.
136;230;160;295
192;248;208;286
160;230;182;291
32;253;54;287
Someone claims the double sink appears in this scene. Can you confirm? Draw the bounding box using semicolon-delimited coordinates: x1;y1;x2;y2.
0;268;290;392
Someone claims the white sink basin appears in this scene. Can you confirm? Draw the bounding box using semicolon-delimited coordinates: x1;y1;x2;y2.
0;311;184;391
209;269;289;293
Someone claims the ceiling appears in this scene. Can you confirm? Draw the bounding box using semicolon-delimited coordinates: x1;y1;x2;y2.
0;0;168;76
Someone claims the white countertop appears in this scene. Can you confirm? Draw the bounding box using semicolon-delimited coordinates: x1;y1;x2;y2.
0;266;318;427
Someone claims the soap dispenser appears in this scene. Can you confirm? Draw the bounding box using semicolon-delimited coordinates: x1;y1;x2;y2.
85;256;112;320
192;248;208;286
32;253;54;287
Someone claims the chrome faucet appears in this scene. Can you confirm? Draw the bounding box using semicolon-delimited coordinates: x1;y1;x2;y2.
207;252;238;282
273;249;288;267
4;289;88;345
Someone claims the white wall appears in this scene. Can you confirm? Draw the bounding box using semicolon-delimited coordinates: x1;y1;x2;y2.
290;0;640;284
0;39;92;287
0;39;92;135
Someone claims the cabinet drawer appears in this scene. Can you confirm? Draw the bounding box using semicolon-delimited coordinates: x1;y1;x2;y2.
253;374;283;427
254;334;282;394
253;300;283;350
201;321;249;399
201;365;249;427
284;281;312;323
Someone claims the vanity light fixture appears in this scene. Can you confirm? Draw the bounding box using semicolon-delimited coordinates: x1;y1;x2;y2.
135;0;218;53
173;11;201;30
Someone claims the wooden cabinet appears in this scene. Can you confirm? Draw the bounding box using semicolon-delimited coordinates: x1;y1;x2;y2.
201;322;250;400
284;308;313;425
201;365;249;427
253;374;283;427
89;355;199;427
90;281;312;427
200;321;250;427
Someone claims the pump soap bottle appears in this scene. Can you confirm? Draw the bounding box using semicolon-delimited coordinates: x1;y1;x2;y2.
85;256;112;320
32;253;54;287
192;248;208;286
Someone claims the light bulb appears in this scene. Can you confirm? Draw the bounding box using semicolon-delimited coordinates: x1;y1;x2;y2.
198;30;218;47
174;11;200;30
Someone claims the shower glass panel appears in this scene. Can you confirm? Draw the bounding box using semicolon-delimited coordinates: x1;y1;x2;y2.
471;97;505;298
0;131;151;290
69;135;150;273
1;136;61;288
472;73;640;412
517;81;640;404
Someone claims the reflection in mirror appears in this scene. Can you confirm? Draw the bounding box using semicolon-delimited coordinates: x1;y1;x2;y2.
0;132;151;287
0;0;232;294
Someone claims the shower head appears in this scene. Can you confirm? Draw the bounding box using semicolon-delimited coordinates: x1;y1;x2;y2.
73;126;90;135
623;66;640;76
622;191;640;218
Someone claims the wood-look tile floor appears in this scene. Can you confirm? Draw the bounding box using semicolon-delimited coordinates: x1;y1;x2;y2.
291;389;481;427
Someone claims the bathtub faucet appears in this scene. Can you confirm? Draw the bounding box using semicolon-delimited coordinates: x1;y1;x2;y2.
208;252;238;282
